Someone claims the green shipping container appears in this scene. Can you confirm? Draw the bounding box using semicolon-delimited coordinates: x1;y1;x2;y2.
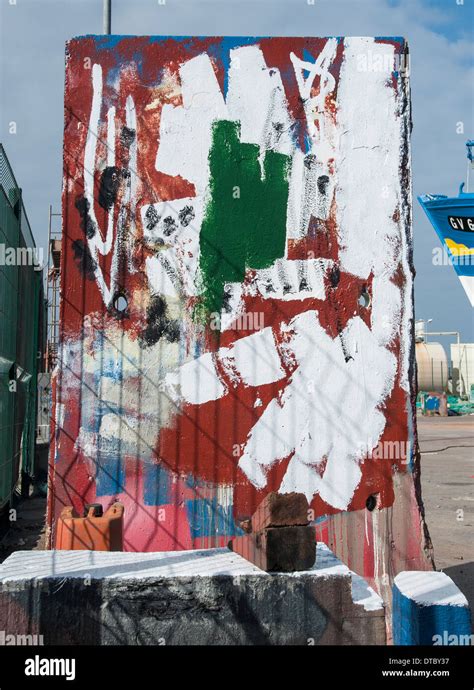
0;145;42;512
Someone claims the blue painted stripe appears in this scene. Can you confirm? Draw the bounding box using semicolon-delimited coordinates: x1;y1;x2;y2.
143;462;171;506
185;497;243;539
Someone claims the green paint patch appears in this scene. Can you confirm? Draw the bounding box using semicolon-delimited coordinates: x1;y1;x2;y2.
197;120;290;320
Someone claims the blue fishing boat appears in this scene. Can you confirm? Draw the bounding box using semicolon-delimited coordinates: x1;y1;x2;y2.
418;141;474;306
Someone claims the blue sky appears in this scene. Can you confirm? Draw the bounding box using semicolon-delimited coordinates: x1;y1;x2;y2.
1;0;473;345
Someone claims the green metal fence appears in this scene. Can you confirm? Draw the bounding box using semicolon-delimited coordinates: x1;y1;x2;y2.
0;144;42;511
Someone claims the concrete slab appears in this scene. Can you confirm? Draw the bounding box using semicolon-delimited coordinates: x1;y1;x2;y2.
0;543;385;645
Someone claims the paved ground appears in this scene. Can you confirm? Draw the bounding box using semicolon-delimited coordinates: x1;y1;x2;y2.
0;496;47;563
418;414;474;623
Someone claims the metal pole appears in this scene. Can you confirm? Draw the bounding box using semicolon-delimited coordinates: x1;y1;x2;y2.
46;205;52;371
424;331;460;346
103;0;111;35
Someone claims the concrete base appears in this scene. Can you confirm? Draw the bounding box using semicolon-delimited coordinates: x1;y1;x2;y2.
0;543;385;645
393;571;472;645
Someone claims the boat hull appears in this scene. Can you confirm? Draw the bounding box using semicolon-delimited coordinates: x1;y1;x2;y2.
418;194;474;306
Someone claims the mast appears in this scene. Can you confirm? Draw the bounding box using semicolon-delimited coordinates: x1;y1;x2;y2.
466;140;474;194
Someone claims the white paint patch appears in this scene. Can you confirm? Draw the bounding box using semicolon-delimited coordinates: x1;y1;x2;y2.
125;95;138;274
141;197;204;298
163;352;227;406
286;152;334;239
98;413;141;444
394;571;469;607
254;259;328;301
83;64;102;247
336;38;401;280
336;37;411;394
226;45;294;156
155;53;228;195
238;311;397;508
286;149;306;239
370;273;402;347
56;402;66;429
287;39;339;240
83;64;115;305
82;65;140;307
219;327;285;387
290;39;338;157
145;255;179;298
75;427;99;461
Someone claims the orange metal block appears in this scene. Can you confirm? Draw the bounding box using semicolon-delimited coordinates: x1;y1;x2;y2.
55;503;124;551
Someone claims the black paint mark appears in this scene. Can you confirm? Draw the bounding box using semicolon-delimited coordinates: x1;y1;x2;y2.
72;239;97;280
272;122;284;143
329;266;340;288
178;205;195;227
75;196;96;239
164;319;180;342
163;216;178;236
336;319;353;363
299;278;309;291
264;280;275;293
304;154;316;170
222;286;233;313
317;175;330;196
140;295;180;347
120;126;136;148
145;205;160;232
99;166;121;211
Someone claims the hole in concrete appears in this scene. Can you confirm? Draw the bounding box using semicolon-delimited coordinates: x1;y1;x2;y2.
113;293;128;314
366;494;377;512
358;288;371;309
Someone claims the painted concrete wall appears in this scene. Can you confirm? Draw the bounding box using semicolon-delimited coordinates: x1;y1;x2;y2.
49;36;432;593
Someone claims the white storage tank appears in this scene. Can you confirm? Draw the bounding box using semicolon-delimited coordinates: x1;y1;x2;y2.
416;341;449;392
